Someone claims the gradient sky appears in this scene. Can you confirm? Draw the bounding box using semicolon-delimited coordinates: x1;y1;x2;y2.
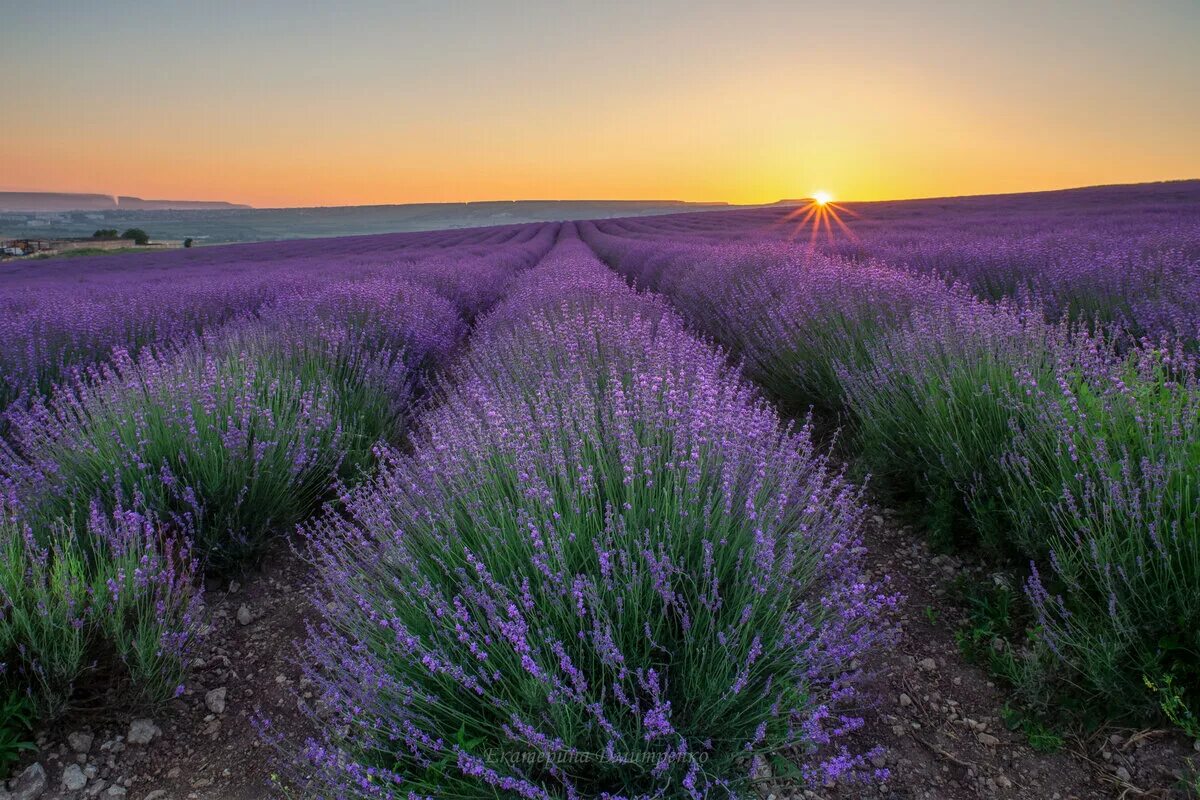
3;0;1198;208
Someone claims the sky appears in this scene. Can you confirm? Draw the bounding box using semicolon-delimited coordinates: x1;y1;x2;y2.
2;0;1198;208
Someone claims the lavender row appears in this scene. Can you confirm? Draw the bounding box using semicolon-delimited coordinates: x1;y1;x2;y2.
593;182;1200;345
0;222;557;414
286;227;895;798
580;214;1200;734
1;230;559;758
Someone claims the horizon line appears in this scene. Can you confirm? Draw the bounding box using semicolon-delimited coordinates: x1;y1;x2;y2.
3;177;1198;213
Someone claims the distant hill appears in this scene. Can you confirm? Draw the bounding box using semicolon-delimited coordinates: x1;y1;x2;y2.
117;196;252;210
0;199;748;244
0;192;118;211
0;192;250;212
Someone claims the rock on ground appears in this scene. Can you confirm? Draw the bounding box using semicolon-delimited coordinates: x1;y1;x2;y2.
126;720;161;746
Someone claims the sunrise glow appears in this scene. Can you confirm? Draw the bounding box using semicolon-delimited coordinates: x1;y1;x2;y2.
3;3;1198;207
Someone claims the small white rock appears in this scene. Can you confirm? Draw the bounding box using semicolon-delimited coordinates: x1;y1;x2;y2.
236;604;253;626
126;719;161;746
204;687;227;714
68;730;95;755
62;763;88;792
11;763;48;800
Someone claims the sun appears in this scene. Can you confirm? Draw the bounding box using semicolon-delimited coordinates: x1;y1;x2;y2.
812;191;833;206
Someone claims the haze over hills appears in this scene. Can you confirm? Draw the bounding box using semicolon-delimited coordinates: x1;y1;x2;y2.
0;192;250;212
1;198;740;244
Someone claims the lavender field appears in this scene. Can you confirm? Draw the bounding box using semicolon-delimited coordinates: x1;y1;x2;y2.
2;182;1199;798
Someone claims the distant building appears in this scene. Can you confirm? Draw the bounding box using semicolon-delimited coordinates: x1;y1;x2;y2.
0;238;52;256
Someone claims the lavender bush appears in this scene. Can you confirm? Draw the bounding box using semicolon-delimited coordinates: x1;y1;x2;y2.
581;225;957;412
0;498;202;720
1016;345;1200;716
4;341;380;572
289;237;893;798
1;272;467;571
838;299;1073;552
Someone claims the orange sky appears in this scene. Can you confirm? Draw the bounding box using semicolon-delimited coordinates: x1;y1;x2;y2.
3;2;1198;208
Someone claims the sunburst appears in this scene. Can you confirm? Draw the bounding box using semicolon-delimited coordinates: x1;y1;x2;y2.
772;193;859;247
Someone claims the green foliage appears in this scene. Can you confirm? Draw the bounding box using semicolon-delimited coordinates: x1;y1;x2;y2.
92;228;119;239
19;336;400;572
120;228;150;245
848;322;1048;555
0;509;200;728
1145;674;1200;741
1009;352;1200;723
952;576;1027;685
183;237;194;248
0;690;36;780
998;703;1065;753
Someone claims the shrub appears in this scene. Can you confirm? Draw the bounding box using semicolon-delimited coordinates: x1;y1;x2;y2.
2;342;352;571
840;299;1073;553
1019;344;1200;720
2;277;462;574
844;297;1200;726
120;228;150;246
580;229;956;414
290;243;893;798
0;500;201;722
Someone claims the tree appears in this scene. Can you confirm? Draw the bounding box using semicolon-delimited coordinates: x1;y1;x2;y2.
92;229;119;239
183;238;194;248
120;228;150;246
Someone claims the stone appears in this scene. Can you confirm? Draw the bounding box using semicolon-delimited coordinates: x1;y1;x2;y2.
67;732;94;755
62;764;87;792
204;687;227;714
898;693;913;707
11;763;48;800
917;657;937;672
1115;766;1131;782
976;732;1001;747
140;792;167;800
103;788;127;799
126;720;161;746
236;605;253;626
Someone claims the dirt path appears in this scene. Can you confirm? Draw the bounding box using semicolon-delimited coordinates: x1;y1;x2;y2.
808;508;1193;800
